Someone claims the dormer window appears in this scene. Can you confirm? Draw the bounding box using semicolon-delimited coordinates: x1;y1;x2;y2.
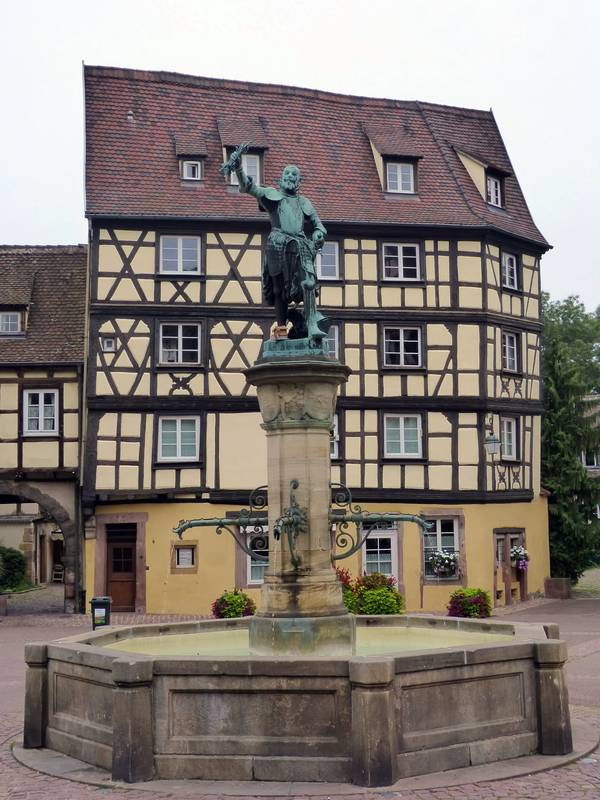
0;312;21;333
385;161;415;193
486;173;503;207
181;160;203;181
230;152;261;186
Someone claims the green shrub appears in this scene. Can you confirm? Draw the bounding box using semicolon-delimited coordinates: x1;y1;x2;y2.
211;589;256;619
342;585;358;613
337;569;404;615
447;587;492;618
356;587;404;615
0;546;26;591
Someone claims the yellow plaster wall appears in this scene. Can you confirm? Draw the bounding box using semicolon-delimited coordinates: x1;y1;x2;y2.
338;498;549;614
218;412;267;489
0;383;18;411
22;441;58;468
85;495;549;615
0;413;18;439
0;442;18;467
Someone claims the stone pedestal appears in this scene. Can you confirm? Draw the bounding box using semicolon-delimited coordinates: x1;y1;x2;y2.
23;643;48;749
534;640;573;755
111;658;154;782
349;658;398;786
245;356;351;654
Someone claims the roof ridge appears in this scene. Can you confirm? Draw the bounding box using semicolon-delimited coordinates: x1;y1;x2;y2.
0;244;87;252
83;65;493;118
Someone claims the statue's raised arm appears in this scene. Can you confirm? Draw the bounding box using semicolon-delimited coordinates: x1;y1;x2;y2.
221;145;332;350
220;142;267;199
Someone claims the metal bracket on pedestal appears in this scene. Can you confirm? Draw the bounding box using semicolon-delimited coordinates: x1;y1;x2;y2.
172;480;432;570
328;483;434;562
272;479;307;569
173;485;269;562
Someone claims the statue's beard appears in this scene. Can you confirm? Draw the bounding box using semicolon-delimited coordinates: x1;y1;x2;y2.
281;179;298;194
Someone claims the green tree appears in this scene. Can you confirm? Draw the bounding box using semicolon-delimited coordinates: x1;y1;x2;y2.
541;294;600;582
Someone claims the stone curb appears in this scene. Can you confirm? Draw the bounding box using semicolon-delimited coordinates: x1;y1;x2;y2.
9;717;599;796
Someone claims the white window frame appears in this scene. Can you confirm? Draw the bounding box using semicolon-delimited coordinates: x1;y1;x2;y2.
383;327;422;368
230;153;261;186
500;416;518;461
383;413;423;459
316;241;339;280
159;236;201;274
175;545;196;568
330;413;340;460
385;161;415;193
101;336;116;353
486;174;503;207
501;252;519;290
0;312;21;333
382;243;421;281
502;331;519;372
323;324;339;359
245;526;269;585
158;416;200;462
423;517;459;578
159;323;202;366
582;451;600;468
362;526;398;581
181;160;202;181
23;389;59;437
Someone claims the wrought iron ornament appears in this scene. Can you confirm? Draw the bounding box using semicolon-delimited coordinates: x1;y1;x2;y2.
173;481;432;568
173;484;269;562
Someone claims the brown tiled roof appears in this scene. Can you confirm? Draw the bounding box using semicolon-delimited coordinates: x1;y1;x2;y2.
216;116;270;149
2;264;35;306
363;124;423;158
84;66;548;248
0;246;87;365
174;134;208;157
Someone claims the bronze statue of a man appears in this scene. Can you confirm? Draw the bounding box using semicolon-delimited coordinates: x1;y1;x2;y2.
221;145;330;346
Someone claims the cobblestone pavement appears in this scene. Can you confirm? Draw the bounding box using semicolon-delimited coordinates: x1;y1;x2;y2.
3;583;65;615
1;601;600;799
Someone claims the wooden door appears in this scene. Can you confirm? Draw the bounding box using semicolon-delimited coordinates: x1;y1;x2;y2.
494;534;507;606
107;543;136;612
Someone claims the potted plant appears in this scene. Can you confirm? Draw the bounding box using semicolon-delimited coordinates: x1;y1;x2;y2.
510;545;529;572
211;589;256;618
428;549;459;578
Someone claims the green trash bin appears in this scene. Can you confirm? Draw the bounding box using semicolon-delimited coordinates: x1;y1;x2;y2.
90;596;111;630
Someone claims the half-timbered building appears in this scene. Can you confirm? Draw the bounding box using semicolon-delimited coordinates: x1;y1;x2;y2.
0;245;87;609
82;66;549;614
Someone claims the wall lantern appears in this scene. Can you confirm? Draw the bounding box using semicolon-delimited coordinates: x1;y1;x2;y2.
484;414;501;457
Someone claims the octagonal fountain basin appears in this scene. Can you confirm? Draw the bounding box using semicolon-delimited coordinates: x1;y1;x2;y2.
24;614;573;788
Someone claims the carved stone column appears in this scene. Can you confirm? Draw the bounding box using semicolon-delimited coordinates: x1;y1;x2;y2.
245;356;352;654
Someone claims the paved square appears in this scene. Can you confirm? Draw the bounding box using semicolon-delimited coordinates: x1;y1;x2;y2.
1;597;599;799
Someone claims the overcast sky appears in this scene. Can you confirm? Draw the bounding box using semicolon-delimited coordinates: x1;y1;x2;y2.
1;0;598;308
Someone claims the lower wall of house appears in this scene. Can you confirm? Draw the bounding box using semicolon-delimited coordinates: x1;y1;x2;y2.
84;496;549;615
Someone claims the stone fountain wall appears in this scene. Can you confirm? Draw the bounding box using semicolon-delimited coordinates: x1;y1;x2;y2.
24;616;572;786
